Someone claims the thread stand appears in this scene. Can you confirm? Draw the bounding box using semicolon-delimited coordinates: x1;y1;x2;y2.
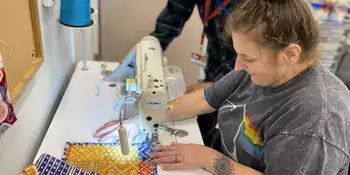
56;16;96;71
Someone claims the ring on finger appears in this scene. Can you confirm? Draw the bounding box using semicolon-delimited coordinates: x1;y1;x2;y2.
174;155;181;163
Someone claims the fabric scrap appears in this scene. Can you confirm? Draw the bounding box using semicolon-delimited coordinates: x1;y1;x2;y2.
0;53;18;137
62;142;157;175
34;153;99;175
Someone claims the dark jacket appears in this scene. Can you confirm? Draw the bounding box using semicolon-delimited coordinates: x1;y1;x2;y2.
150;0;240;82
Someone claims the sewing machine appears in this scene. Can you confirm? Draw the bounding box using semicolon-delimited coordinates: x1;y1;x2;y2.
34;59;210;174
33;36;209;174
104;36;185;154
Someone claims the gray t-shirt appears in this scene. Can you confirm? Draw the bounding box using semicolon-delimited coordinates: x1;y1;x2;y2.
204;65;350;175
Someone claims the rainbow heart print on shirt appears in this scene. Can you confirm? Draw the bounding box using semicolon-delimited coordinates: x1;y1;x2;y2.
62;142;158;175
238;114;263;157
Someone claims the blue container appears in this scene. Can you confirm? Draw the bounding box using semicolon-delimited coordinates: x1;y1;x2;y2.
310;2;323;10
60;0;91;27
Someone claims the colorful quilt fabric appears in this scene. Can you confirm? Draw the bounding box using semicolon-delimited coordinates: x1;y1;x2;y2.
62;142;157;175
34;153;99;175
0;53;17;137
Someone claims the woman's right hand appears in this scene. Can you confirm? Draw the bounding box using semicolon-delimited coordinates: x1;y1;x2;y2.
93;115;140;144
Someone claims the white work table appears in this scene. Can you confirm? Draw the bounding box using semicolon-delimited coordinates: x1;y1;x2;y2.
34;61;211;175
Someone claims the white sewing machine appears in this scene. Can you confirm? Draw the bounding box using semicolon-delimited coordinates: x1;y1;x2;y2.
104;36;186;154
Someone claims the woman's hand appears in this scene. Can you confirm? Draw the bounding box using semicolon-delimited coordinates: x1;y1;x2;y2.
148;142;214;171
150;142;263;175
93;115;140;144
185;82;213;94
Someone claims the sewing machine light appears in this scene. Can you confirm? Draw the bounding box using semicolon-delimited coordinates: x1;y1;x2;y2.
118;82;133;156
118;125;129;155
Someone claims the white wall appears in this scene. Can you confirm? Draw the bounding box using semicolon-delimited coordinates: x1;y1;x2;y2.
0;1;75;174
100;0;203;84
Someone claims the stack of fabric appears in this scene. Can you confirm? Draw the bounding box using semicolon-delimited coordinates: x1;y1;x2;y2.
20;142;157;175
62;142;157;175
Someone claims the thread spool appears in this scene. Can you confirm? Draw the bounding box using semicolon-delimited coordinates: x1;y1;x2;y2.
60;0;92;27
58;2;95;71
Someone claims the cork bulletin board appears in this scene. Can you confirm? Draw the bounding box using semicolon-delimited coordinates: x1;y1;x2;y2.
0;0;44;103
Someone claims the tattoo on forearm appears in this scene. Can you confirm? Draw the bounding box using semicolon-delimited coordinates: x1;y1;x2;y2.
212;155;235;175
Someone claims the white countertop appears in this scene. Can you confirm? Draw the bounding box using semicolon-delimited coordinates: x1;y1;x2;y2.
34;61;211;175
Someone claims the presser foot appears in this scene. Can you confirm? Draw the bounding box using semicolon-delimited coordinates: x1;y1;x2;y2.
145;132;160;146
158;125;189;138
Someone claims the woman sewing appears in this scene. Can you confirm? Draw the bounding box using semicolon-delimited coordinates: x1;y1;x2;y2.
148;0;350;174
94;0;350;174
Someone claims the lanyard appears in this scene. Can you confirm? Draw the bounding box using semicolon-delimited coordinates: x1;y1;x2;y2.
204;0;231;27
200;0;231;53
192;0;231;68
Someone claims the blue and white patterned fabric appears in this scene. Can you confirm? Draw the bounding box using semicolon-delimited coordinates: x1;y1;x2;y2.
35;153;99;175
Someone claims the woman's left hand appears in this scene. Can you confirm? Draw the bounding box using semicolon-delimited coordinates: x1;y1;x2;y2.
148;142;213;171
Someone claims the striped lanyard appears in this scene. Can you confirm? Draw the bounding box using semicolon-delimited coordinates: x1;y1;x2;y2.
192;0;231;67
201;0;231;42
201;0;231;56
204;0;231;27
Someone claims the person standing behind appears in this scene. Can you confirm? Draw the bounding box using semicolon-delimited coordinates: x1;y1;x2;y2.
150;0;241;147
151;0;239;84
